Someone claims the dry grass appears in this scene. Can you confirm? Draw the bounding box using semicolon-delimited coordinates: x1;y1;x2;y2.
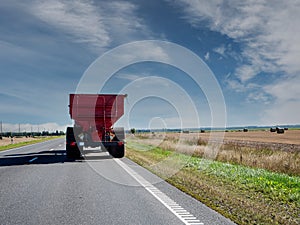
218;142;300;175
129;131;300;176
0;136;37;146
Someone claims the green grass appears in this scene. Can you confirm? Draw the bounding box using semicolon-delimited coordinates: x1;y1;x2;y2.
186;157;300;204
0;136;63;152
126;140;300;225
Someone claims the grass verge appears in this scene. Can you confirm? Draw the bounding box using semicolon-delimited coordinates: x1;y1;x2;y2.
0;136;63;152
126;141;300;225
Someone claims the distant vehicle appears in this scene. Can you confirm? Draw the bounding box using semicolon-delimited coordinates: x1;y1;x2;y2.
66;94;127;158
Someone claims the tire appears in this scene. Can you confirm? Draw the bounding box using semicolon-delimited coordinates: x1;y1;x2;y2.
110;127;125;158
110;145;125;158
66;144;72;158
66;144;81;158
66;127;81;158
66;147;81;158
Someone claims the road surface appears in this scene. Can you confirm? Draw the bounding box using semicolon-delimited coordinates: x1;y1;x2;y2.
0;138;235;225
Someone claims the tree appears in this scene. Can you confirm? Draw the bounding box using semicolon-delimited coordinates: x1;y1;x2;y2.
130;128;136;135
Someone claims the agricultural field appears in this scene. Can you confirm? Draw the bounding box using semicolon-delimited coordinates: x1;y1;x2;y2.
0;136;62;151
126;130;300;225
130;130;300;174
0;137;37;147
201;129;300;145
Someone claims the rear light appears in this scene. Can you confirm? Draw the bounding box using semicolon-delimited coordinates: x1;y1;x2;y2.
70;141;76;146
118;141;123;146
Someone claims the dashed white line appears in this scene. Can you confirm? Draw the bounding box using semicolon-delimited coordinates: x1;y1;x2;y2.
114;159;204;225
28;157;38;163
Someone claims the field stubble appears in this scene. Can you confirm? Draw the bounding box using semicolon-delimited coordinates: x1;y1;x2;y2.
132;130;300;175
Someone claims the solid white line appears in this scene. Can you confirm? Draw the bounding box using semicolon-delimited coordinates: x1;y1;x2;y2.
28;157;38;163
114;159;203;225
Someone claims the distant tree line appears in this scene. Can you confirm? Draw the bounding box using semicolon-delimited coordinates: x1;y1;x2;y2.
0;130;65;138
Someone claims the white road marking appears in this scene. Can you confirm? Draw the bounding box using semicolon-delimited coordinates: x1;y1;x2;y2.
114;159;204;225
28;157;38;163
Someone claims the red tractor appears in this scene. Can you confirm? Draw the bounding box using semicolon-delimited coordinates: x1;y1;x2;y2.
66;94;127;158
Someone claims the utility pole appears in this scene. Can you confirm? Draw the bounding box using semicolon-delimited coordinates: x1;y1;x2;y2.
0;121;2;135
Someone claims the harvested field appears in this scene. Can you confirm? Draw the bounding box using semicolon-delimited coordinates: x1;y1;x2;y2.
135;129;300;151
187;130;300;153
0;137;37;147
155;129;300;145
130;130;300;175
202;129;300;145
135;130;300;145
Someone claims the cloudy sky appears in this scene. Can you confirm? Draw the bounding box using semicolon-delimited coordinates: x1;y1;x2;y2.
0;0;299;132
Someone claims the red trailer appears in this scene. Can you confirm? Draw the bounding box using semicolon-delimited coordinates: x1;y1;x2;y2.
66;94;127;158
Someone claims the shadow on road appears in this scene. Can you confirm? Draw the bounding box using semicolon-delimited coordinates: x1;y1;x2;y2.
0;150;114;167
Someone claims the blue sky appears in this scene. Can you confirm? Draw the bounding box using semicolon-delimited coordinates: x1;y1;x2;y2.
0;0;299;131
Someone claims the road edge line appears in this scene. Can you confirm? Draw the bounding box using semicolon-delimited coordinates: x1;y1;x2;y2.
114;158;203;225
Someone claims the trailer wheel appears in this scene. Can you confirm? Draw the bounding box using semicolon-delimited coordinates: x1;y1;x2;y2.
66;144;72;158
110;145;125;158
66;144;81;158
66;127;81;158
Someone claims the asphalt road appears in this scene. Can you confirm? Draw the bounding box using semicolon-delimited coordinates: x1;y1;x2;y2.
0;138;235;225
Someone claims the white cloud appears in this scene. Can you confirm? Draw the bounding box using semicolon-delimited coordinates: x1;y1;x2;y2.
31;0;110;51
247;92;270;104
29;0;149;52
204;52;209;61
235;64;259;82
113;41;171;63
175;0;300;80
176;0;300;124
100;1;150;44
225;76;259;92
259;72;300;124
262;101;300;125
263;76;300;104
213;45;226;57
116;73;144;81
